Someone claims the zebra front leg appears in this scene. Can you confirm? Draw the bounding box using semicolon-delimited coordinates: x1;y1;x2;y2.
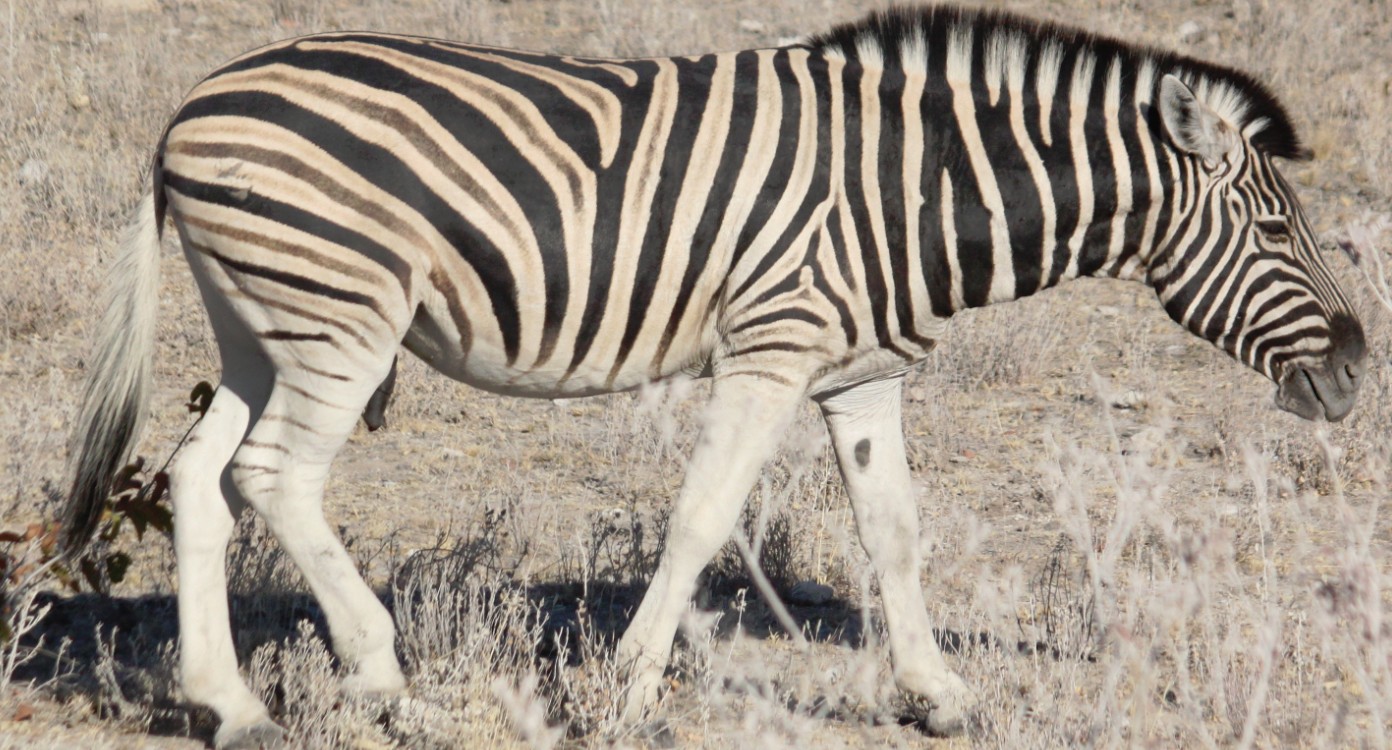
616;373;806;722
230;373;407;700
169;381;287;749
818;376;975;736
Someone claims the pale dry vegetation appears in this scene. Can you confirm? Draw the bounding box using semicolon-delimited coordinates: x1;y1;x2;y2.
2;0;1390;748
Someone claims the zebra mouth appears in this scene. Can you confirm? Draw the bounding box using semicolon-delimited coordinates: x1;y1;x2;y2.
1274;363;1360;422
1272;314;1367;423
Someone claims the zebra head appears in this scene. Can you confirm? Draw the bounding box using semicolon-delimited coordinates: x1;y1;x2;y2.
1149;74;1365;422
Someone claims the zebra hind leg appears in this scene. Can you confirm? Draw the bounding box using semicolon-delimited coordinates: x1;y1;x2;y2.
615;372;807;722
169;368;288;749
818;376;975;736
228;357;407;703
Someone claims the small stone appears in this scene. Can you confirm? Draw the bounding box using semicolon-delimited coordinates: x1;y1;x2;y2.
788;580;834;606
1111;390;1146;410
65;68;91;110
1095;305;1119;317
1177;21;1205;44
739;19;766;33
18;159;49;186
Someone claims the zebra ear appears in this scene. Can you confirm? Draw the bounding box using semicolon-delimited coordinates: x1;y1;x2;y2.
1158;74;1239;167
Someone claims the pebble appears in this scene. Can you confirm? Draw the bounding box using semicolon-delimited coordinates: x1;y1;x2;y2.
18;159;49;186
1177;20;1205;44
1111;390;1146;410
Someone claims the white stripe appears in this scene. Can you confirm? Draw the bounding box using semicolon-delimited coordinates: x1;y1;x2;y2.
1003;42;1055;292
582;58;680;380
946;27;1014;303
1035;42;1064;148
1103;60;1132;274
940;169;965;310
983;33;1008;107
640;55;738;377
1063;53;1096;281
1126;61;1164;282
901;57;933;325
857;65;903;339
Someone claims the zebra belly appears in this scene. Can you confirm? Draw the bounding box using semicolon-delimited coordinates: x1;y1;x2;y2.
402;295;714;398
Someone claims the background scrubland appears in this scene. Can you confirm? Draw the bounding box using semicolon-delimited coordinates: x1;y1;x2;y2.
2;0;1391;747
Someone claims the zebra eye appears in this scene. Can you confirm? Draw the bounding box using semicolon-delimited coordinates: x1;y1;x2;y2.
1256;218;1291;242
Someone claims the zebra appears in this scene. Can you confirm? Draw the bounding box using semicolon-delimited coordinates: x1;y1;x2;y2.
60;4;1365;746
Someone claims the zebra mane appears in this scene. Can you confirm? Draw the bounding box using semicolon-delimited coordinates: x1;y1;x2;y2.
802;4;1309;161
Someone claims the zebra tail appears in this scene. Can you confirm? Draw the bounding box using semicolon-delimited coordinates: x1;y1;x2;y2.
62;190;163;558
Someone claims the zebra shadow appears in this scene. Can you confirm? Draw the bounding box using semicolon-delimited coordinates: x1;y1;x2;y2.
8;519;1071;744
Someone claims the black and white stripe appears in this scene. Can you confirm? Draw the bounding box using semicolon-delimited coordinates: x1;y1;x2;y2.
63;5;1365;743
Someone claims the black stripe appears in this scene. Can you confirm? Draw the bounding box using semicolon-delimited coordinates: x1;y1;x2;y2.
1156;187;1220;291
729;306;827;334
172;215;386;314
169;140;415;296
727;341;813;357
343;34;608;171
276;47;563;364
1247;318;1329;370
655;50;762;369
1113;72;1149;273
262;330;336;343
567;60;661;376
915;76;954;319
808;245;857;346
1238;291;1315;363
1195;252;1258;344
611;55;719;377
877;66;935;348
171;87;525;362
1077;53;1117;277
1040;48;1083;288
162;162;411;299
836;61;909;355
729;51;802;272
728;53;834;305
823;211;861;345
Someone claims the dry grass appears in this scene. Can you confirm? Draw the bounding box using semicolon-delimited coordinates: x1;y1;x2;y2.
2;0;1390;747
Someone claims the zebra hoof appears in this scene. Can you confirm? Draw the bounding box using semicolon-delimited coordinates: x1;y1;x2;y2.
340;664;408;698
215;719;287;750
617;669;665;726
897;674;975;737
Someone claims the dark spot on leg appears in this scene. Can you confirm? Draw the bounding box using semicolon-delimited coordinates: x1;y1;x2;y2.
854;438;871;468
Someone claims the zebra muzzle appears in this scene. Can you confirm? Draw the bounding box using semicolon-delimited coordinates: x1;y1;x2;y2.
1273;314;1367;422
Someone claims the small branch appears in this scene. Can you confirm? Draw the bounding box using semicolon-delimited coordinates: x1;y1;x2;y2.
731;531;808;651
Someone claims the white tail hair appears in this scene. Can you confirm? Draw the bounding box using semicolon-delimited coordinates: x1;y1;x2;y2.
62;190;162;556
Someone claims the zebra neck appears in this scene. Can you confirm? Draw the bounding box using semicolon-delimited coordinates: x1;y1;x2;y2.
825;55;1178;323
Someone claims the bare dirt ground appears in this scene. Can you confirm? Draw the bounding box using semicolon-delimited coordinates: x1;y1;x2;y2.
2;0;1391;748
